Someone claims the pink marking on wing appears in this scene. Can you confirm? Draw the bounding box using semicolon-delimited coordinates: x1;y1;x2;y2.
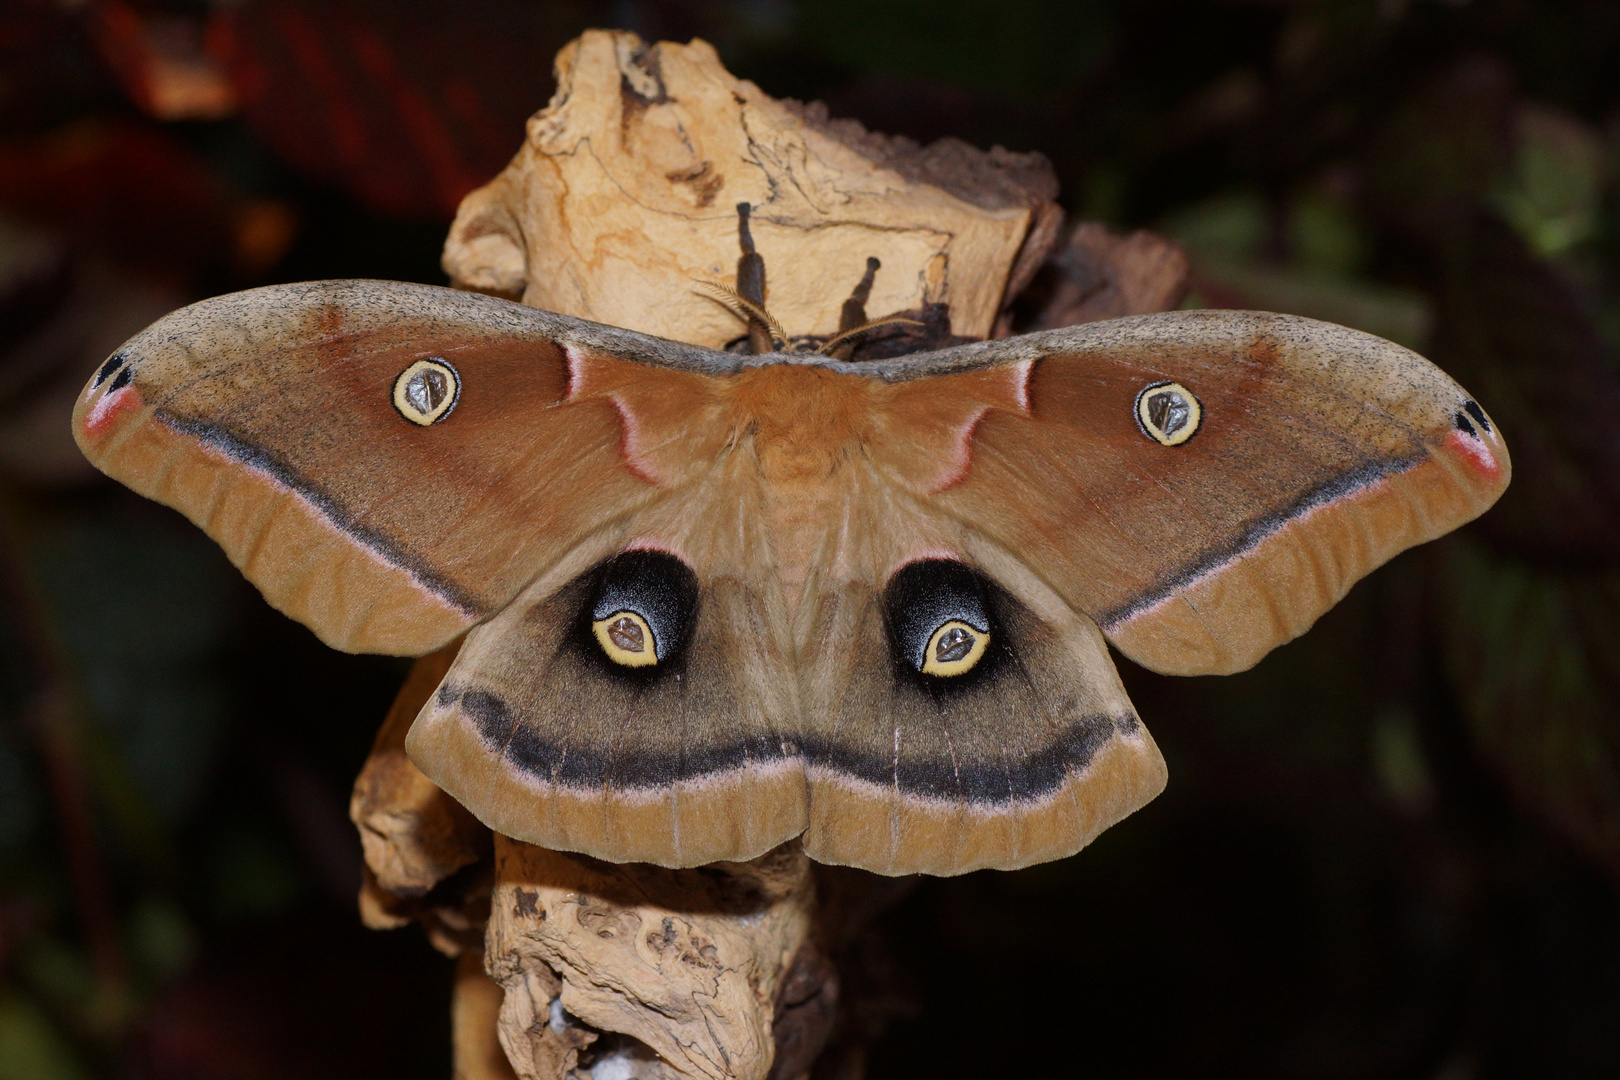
562;343;584;400
887;547;964;579
926;405;989;492
1008;359;1033;410
624;536;689;560
1444;428;1501;479
562;345;664;485
609;394;663;484
926;361;1033;493
84;385;140;437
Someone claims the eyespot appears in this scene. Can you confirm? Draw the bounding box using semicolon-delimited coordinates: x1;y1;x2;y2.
921;619;990;677
1135;381;1201;446
885;560;995;679
593;610;658;667
393;358;460;425
586;549;698;670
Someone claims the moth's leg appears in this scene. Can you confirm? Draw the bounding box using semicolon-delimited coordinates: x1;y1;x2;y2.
734;202;776;355
827;256;881;360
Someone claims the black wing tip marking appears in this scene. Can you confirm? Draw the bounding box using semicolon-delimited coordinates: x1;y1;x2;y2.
93;351;129;388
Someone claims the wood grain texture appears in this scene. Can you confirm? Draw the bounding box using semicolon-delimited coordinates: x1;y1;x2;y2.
351;639;487;898
442;30;1056;345
487;837;813;1080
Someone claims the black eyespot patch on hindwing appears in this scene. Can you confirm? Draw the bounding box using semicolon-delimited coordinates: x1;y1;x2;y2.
884;560;999;684
579;549;700;677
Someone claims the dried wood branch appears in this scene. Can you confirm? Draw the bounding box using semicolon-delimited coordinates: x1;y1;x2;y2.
354;26;1188;1080
443;30;1059;346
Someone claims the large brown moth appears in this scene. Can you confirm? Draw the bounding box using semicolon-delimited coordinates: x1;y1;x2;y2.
70;247;1509;877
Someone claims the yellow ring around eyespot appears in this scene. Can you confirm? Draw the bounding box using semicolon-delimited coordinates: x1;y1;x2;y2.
1135;381;1201;447
592;610;658;668
393;359;460;426
921;620;990;677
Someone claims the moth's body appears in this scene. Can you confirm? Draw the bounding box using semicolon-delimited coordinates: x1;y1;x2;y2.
72;280;1509;875
610;359;1018;610
701;364;882;608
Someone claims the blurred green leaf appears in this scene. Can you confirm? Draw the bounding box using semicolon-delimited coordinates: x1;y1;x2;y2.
127;896;195;985
1162;190;1267;263
1189;258;1433;348
0;721;39;852
30;511;234;823
1439;536;1620;877
1371;707;1436;817
210;828;302;921
1491;105;1607;259
11;936;131;1038
1164;189;1431;347
1424;212;1620;563
1364;57;1515;228
17;939;95;1021
1291;190;1367;279
0;994;89;1080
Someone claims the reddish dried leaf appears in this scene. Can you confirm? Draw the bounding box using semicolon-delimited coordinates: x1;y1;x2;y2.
212;0;566;219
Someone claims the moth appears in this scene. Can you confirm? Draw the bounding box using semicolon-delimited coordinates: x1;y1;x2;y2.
71;251;1509;876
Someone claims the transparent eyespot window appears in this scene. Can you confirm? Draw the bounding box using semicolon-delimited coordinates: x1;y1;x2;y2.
1135;381;1201;446
393;359;461;425
593;610;658;667
921;619;990;677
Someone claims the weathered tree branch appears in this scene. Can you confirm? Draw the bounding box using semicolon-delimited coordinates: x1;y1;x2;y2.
354;28;1188;1080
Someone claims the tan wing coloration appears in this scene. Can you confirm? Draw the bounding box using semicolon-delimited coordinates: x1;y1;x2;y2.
885;310;1512;676
70;280;734;654
73;284;1508;875
403;356;1165;873
775;369;1167;875
404;416;809;867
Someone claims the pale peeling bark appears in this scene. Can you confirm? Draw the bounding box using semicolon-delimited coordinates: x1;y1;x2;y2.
351;641;485;902
441;30;1061;345
353;26;1186;1080
489;838;815;1080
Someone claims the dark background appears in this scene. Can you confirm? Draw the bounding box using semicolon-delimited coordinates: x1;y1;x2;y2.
2;0;1619;1076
